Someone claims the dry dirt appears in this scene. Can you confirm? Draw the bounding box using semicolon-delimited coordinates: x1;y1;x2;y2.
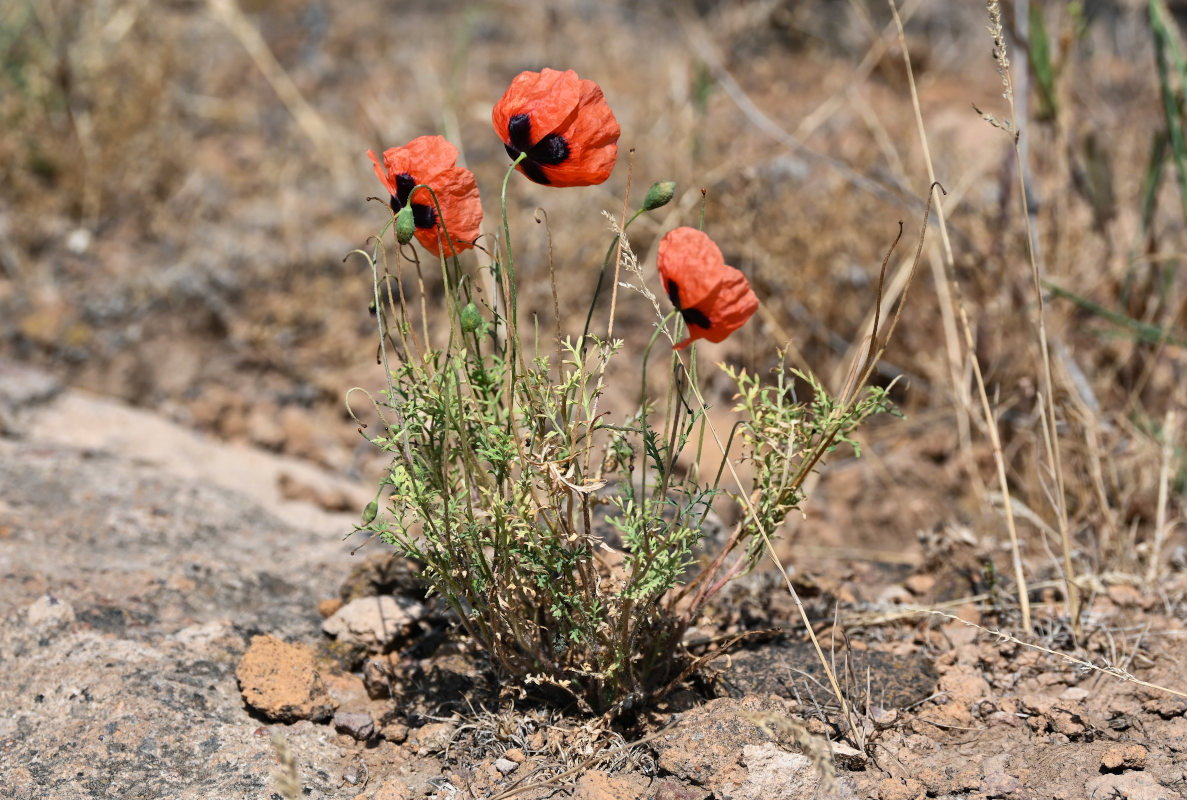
3;1;1187;798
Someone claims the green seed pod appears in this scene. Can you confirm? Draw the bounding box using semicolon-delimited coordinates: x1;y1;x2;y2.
641;180;677;211
460;302;483;333
395;205;416;244
361;499;379;525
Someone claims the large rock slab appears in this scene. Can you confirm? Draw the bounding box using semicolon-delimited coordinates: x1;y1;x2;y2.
0;386;371;799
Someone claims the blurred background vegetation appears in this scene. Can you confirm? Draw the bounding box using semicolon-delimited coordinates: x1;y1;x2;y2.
1;0;1183;605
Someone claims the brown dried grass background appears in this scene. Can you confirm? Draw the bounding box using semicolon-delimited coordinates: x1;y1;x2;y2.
1;0;1183;616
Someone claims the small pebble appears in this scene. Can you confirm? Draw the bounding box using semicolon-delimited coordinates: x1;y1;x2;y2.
904;574;935;596
379;722;409;743
493;758;518;775
334;711;374;741
363;657;394;699
1101;743;1148;772
26;595;75;630
317;597;344;618
870;706;899;728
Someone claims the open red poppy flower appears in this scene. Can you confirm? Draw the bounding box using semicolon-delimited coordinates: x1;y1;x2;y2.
492;68;620;187
657;227;759;350
367;136;482;257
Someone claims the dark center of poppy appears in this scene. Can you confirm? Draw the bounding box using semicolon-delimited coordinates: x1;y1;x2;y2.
391;172;437;229
666;280;711;330
504;113;570;185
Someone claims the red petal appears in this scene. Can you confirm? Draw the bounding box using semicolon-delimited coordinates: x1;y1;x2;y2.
658;228;757;348
367;149;396;196
657;227;726;310
381;135;460;180
371;137;482;258
492;69;583;146
538;78;620;187
696;265;759;343
415;164;483;258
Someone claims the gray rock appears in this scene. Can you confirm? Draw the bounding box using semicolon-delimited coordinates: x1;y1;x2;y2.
0;360;61;434
334;711;375;741
25;594;75;631
322;595;427;650
721;743;831;800
342;763;365;785
1084;770;1177;800
0;405;365;799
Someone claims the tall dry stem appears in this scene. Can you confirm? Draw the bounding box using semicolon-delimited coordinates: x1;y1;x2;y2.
889;0;1033;633
983;0;1080;636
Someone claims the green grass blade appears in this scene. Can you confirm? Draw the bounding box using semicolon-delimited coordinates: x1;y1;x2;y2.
1044;279;1187;347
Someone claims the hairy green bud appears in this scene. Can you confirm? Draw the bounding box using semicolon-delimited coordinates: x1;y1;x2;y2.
460;302;483;333
641;180;677;211
361;499;379;525
395;205;415;244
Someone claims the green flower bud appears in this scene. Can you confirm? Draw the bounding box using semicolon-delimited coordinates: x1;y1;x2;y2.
361;499;379;525
460;302;483;333
395;205;416;245
641;180;677;211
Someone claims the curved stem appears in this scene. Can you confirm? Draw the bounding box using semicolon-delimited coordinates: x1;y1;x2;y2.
500;153;527;331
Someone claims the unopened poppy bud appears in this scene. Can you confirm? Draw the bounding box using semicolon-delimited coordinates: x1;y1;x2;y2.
395;205;415;244
642;180;677;211
460;302;483;333
362;499;379;525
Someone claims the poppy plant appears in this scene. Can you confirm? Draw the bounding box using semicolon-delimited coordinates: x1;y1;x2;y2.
492;68;620;187
367;136;482;257
657;227;759;350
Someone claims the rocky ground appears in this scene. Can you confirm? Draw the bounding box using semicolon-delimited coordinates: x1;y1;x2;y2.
3;361;1187;799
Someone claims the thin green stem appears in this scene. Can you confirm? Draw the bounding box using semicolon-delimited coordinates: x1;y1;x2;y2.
638;311;679;518
500;153;527;329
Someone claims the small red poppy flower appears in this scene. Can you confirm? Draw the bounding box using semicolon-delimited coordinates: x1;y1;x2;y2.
367;136;482;257
492;68;620;187
657;227;759;350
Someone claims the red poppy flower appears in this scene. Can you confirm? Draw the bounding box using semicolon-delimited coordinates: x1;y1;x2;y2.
367;136;482;257
657;227;759;350
492;68;620;187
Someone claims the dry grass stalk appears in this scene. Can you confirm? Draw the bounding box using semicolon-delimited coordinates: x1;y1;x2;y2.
206;0;350;180
1147;406;1178;583
888;0;1033;633
269;729;301;800
983;0;1081;637
921;610;1187;702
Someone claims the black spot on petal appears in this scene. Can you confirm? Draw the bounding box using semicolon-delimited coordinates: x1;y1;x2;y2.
508;114;533;152
528;132;569;166
504;113;567;184
667;281;682;309
412;203;436;229
681;307;712;329
394;173;416;207
520;159;551;184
